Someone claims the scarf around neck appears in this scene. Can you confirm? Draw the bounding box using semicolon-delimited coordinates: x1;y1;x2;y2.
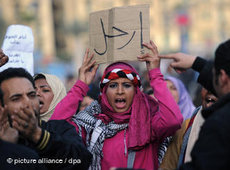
72;100;128;170
72;62;159;169
99;62;159;149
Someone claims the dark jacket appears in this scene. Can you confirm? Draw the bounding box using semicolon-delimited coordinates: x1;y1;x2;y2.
180;57;230;170
19;119;92;170
0;139;47;170
192;57;215;95
180;93;230;170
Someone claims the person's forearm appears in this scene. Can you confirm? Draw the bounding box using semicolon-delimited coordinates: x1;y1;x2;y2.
51;80;89;120
149;68;183;139
192;56;207;72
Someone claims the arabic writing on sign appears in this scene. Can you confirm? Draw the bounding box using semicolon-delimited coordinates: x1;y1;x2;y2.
7;53;25;64
4;34;27;45
89;4;150;64
1;25;34;75
94;11;144;56
8;59;25;64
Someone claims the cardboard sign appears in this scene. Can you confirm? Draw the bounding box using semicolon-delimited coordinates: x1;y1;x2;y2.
89;4;150;64
0;25;34;75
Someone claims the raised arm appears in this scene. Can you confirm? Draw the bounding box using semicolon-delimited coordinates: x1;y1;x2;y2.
159;53;216;95
149;69;183;139
159;52;197;73
50;49;99;121
138;42;183;139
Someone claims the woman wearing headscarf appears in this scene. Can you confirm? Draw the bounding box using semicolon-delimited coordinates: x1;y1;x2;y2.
158;76;195;165
34;73;66;121
165;76;196;120
51;41;183;170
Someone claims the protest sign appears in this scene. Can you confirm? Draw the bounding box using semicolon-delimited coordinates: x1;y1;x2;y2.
89;4;150;64
0;25;34;75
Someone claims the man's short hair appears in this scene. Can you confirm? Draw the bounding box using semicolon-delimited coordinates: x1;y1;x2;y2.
0;67;35;88
0;68;35;106
215;39;230;76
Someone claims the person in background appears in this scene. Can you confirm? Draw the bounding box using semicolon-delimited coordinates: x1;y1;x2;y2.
0;67;92;170
0;95;47;170
34;73;66;121
159;88;217;170
182;88;217;164
65;73;77;92
143;75;195;121
165;76;196;120
0;51;47;170
157;76;196;165
159;39;230;169
51;41;183;170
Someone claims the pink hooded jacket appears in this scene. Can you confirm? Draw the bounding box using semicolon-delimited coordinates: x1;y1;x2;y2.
50;68;183;170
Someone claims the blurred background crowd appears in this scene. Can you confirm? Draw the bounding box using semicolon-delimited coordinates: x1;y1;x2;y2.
0;0;230;104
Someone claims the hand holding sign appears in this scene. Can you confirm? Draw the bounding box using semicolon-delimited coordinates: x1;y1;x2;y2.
0;25;34;75
89;4;150;64
137;40;160;71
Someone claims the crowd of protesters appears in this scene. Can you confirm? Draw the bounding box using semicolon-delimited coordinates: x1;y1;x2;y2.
0;36;230;170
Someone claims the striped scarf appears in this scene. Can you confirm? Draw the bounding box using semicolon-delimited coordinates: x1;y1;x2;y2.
72;100;128;170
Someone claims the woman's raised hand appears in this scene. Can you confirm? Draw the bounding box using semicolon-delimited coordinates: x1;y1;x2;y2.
137;40;160;71
78;49;99;85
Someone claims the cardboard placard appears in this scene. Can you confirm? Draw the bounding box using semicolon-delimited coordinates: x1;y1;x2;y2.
0;25;34;75
89;4;150;64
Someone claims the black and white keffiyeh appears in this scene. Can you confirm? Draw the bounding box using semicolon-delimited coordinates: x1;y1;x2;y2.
158;136;173;165
72;100;128;170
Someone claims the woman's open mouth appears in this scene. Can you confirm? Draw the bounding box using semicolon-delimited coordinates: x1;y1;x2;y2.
114;98;126;109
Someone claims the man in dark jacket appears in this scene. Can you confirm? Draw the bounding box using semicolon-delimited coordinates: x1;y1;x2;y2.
0;67;92;170
0;89;47;170
159;39;230;170
0;139;47;170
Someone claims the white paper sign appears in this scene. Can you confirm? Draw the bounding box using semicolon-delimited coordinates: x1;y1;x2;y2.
0;25;34;75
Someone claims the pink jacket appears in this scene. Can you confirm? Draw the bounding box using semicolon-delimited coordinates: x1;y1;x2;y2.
51;68;183;170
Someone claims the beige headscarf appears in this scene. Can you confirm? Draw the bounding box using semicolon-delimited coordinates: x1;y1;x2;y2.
35;73;67;121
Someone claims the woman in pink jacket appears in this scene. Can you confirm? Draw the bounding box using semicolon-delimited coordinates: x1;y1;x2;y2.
51;41;183;170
